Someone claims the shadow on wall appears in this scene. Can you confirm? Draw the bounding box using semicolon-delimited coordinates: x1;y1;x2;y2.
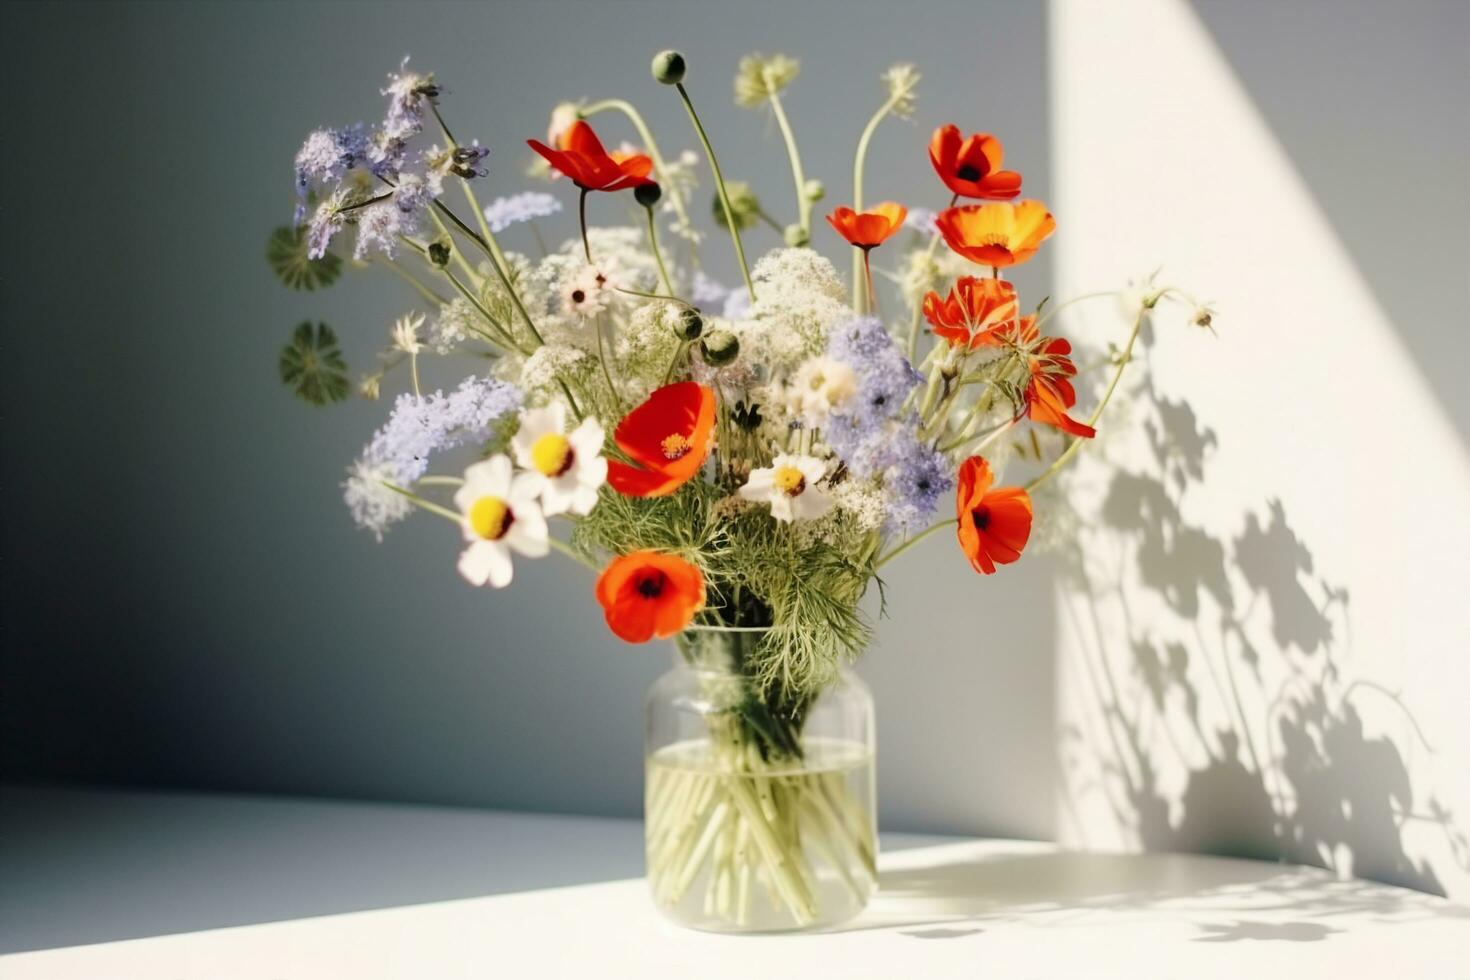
1054;318;1469;898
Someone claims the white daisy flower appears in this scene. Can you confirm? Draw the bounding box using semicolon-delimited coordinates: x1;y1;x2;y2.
453;455;549;588
559;263;612;319
787;356;857;423
739;453;834;524
510;402;607;516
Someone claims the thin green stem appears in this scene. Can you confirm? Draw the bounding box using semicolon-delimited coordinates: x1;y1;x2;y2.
615;286;694;306
383;482;462;523
663;340;687;385
674;82;755;301
850;93;903;312
415;475;464;487
595;312;621;411
644;205;676;296
906;193;958;359
432;199;546;348
374;257;448;306
547;535;599;572
425;205;482;283
765;82;810;239
876;518;958;569
1026;305;1148;493
1033;290;1119;333
578;188;592;263
409;351;421;397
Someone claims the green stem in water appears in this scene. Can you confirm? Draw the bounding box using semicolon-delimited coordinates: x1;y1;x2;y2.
875;518;958;569
765;80;811;240
674;81;755;301
1026;305;1148;493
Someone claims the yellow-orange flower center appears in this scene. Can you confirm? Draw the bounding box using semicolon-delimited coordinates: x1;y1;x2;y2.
530;433;575;477
773;466;806;496
661;433;692;460
469;496;513;540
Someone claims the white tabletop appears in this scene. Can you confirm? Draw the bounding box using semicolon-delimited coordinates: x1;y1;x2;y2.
3;785;1467;978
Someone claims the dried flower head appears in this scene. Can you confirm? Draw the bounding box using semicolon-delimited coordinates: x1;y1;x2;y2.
734;53;801;108
882;63;920;118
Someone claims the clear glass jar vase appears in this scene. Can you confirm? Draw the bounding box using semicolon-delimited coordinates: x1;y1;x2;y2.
644;628;876;932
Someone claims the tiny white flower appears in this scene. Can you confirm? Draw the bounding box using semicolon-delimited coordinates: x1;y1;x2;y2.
559;263;612;319
787;356;857;423
453;455;549;588
510;402;607;516
390;312;424;354
739;453;834;524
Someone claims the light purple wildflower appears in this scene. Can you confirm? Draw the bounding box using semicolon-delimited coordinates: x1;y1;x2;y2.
827;315;922;428
344;376;522;537
904;207;938;233
293;124;371;222
483;191;562;233
353;200;409;260
881;431;953;534
305;191;348;259
382;57;439;142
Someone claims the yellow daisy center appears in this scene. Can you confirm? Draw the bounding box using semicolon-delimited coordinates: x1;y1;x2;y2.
773;465;806;496
468;495;513;540
530;433;575;477
661;433;692;460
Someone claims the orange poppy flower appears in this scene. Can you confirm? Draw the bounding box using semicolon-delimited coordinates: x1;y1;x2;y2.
955;456;1032;575
606;381;717;497
826;202;908;250
922;276;1020;349
928;125;1022;201
1022;336;1096;439
527;120;653;192
595;550;705;642
935;201;1055;269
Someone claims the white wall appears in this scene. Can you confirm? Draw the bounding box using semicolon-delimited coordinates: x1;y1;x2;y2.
1049;0;1470;896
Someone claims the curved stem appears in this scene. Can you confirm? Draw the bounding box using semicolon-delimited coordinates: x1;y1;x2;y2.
765;83;810;239
674;81;755;301
595;312;621;412
875;518;958;569
1026;305;1148;493
382;482;461;523
850;94;902;312
644;205;676;295
1033;290;1120;333
374;257;448;306
578;188;592;263
547;535;599;572
432;199;546;349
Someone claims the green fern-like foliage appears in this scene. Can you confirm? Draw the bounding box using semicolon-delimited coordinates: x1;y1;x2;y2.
279;322;350;406
267;225;342;291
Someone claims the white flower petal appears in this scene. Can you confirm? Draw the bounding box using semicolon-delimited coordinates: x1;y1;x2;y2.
458;540;512;588
568;417;605;456
507;509;549;557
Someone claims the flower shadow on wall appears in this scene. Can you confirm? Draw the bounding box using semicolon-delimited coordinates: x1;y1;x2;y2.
1054;319;1470;899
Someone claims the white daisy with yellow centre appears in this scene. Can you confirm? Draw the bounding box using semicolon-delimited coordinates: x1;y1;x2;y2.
510;402;607;516
787;356;857;424
738;453;834;524
453;455;549;588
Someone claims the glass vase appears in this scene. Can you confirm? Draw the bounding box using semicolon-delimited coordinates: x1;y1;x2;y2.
644;628;876;932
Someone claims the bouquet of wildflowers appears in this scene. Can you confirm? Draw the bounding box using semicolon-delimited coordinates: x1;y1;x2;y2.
275;49;1207;929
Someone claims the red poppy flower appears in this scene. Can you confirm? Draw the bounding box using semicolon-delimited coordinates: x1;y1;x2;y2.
935;201;1055;269
929;125;1023;200
595;550;705;642
606;382;717;497
1022;336;1096;439
955;456;1032;575
826;202;908;250
922;276;1020;349
527;120;653;192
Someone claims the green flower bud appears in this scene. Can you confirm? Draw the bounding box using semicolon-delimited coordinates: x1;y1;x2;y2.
803;178;825;202
634;181;663;208
700;329;739;366
712;181;760;231
427;240;452;268
651;50;686;85
673;306;704;341
783;223;810;248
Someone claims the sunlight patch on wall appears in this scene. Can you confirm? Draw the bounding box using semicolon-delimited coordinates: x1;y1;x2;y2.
1047;0;1470;897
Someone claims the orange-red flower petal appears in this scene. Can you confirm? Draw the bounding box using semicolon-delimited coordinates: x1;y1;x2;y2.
595;550;705;643
606;382;716;497
922;276;1020;349
955;456;1033;575
826;202;908;249
929;125;1023;201
527;120;653;193
1022;337;1096;439
935;201;1055;269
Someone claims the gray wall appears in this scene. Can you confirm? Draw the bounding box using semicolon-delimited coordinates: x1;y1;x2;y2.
0;0;1054;837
